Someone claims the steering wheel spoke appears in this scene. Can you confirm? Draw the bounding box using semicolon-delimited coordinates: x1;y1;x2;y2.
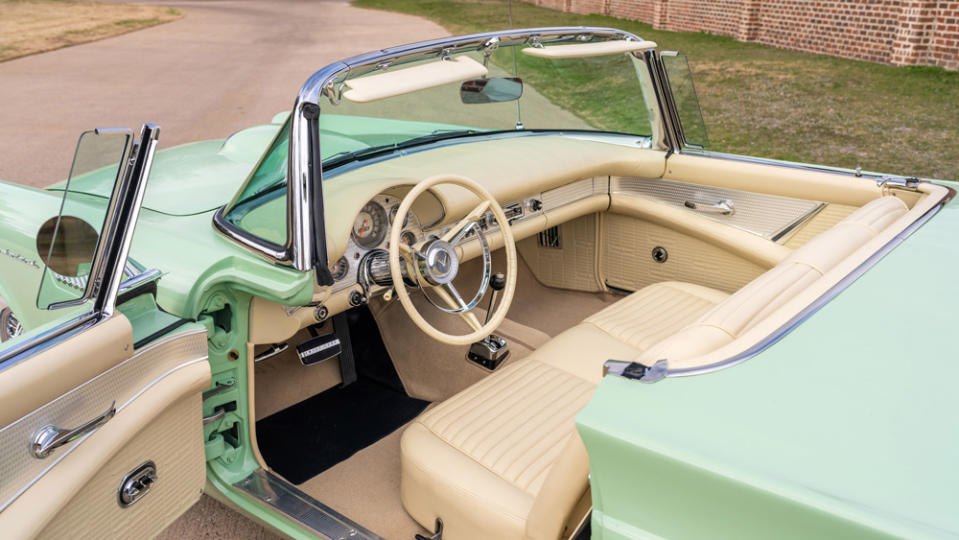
441;200;491;243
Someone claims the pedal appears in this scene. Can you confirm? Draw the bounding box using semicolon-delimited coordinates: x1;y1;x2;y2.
296;333;341;366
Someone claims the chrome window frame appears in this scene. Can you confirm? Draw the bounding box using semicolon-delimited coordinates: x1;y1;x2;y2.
0;124;161;368
216;27;663;281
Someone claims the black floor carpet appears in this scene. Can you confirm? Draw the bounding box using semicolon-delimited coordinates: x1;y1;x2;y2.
256;307;429;485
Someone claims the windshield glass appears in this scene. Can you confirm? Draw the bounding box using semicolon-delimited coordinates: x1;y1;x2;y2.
320;45;653;165
223;35;656;248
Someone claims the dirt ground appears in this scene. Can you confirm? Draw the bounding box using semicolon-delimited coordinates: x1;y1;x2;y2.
0;0;181;63
0;0;447;537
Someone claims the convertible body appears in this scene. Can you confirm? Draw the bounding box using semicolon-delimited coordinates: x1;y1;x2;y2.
0;27;956;540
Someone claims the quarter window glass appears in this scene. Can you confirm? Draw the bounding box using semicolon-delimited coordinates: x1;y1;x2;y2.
662;51;710;149
222;118;291;247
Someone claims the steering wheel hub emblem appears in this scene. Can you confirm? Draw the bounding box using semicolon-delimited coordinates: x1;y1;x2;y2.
419;240;459;285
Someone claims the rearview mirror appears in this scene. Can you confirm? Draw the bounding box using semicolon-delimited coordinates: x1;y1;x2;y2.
460;77;523;104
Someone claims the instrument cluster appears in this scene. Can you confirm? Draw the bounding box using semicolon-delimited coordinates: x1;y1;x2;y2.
330;194;426;291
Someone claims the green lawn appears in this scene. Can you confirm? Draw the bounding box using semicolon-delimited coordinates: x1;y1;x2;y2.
354;0;958;180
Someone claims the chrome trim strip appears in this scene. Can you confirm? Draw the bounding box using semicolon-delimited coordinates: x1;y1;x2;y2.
0;329;207;511
234;469;382;540
117;268;162;296
0;312;99;367
667;185;954;378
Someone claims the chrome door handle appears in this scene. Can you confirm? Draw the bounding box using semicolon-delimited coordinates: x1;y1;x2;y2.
684;198;735;215
32;401;116;459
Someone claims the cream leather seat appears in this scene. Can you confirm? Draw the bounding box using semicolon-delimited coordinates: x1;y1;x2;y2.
400;282;727;539
401;196;907;540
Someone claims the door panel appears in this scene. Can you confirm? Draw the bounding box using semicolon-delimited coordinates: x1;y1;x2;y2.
0;326;209;538
38;389;206;539
0;315;132;427
604;214;766;294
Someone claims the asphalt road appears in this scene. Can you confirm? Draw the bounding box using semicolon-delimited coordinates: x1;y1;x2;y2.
1;0;446;537
0;0;447;187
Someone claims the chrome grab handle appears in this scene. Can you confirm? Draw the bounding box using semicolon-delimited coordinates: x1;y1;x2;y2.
32;401;116;459
684;198;735;215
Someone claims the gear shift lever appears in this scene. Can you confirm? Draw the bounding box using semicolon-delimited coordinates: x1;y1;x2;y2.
484;272;506;326
468;272;510;370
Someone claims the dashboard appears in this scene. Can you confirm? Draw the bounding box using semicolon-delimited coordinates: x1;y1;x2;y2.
328;193;428;292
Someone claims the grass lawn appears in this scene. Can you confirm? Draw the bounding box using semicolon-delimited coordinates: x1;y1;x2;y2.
0;0;182;63
354;0;958;181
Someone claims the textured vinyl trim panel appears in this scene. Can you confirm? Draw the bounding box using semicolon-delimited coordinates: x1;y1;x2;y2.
0;330;208;510
541;177;608;212
611;176;824;239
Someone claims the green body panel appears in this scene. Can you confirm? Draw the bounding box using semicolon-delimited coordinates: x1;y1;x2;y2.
578;182;959;539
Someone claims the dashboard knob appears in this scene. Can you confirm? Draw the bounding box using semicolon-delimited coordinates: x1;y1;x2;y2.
490;272;506;291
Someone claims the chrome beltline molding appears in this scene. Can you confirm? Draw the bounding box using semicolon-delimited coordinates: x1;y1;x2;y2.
0;329;208;511
666;184;955;378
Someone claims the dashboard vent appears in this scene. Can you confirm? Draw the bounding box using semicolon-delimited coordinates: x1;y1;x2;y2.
538;226;561;249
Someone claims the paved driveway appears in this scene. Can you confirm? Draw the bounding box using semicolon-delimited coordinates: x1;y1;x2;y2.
1;0;446;536
0;0;447;187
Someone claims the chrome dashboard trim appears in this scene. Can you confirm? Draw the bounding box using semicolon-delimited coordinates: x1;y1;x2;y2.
665;184;955;378
0;329;208;511
611;176;825;240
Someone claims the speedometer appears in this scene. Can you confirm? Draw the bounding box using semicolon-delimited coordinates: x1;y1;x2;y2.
352;201;387;248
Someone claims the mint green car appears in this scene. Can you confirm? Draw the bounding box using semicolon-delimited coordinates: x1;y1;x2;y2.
1;27;956;540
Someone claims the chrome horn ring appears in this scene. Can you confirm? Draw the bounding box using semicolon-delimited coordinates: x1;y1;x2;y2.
417;222;492;314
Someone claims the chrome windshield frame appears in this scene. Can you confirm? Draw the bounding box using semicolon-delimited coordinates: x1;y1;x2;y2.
219;26;659;278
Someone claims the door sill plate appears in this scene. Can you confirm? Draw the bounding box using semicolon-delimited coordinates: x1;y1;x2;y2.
234;469;382;540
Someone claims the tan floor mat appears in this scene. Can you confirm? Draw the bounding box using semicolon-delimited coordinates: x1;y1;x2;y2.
298;422;429;539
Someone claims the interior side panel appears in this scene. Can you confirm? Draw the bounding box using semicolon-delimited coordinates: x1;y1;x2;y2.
603;214;766;294
517;213;604;293
38;393;206;539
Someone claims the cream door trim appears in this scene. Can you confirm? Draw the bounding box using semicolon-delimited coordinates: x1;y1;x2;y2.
0;315;133;427
611;176;825;240
609;195;792;268
0;329;207;512
664;153;884;206
1;359;210;538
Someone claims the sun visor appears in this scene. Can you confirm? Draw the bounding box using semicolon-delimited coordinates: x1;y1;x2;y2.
521;40;657;59
343;56;489;103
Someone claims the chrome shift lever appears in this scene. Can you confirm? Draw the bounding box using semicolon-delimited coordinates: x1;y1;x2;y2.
469;272;510;370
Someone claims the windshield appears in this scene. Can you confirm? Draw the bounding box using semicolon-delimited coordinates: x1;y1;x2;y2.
222;34;656;250
320;45;653;166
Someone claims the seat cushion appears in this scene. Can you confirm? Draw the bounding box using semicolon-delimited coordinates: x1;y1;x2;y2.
401;282;728;538
401;359;595;540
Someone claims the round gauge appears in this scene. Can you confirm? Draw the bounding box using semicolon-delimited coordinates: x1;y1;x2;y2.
352;202;387;248
388;205;410;227
329;256;349;281
400;230;417;246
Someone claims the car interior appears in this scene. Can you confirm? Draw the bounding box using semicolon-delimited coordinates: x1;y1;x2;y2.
242;135;948;539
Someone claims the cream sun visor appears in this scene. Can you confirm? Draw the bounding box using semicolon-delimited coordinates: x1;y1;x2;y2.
342;56;488;103
521;39;657;58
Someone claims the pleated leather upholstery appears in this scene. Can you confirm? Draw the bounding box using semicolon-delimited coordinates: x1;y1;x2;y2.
583;281;729;350
416;360;594;496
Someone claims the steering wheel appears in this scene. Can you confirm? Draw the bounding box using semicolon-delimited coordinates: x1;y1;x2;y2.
389;174;517;346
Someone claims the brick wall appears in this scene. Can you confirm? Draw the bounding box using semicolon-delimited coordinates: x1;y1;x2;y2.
519;0;959;71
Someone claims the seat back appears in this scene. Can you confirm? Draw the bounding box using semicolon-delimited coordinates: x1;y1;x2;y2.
637;196;908;365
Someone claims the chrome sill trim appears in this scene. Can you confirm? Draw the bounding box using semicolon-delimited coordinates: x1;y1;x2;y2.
667;185;954;378
234;469;382;540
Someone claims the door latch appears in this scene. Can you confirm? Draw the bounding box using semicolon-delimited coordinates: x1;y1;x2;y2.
118;461;157;507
